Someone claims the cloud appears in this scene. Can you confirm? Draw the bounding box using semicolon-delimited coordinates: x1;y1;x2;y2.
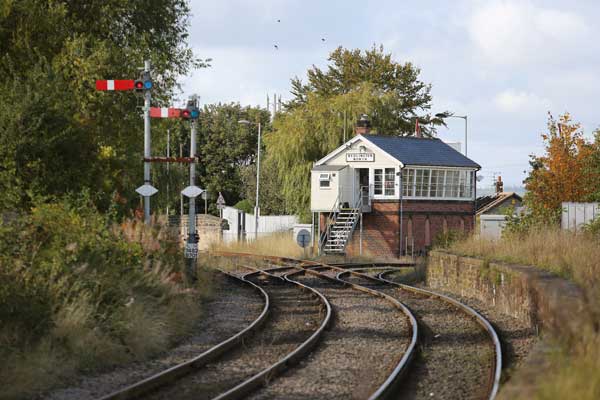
468;1;591;66
494;89;552;114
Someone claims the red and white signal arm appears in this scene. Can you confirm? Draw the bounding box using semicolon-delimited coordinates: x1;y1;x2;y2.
95;80;135;91
149;107;182;118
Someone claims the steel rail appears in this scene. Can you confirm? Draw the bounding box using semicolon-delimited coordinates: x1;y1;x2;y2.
377;269;502;400
97;269;270;400
210;265;332;400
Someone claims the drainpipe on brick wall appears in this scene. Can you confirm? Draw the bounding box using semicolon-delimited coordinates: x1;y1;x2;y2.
398;165;405;257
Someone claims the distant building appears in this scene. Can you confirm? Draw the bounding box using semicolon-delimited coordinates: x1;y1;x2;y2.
310;116;481;258
476;177;523;216
476;177;523;239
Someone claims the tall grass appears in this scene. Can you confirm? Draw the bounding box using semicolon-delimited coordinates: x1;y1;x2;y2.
0;201;207;400
212;232;305;258
444;229;600;399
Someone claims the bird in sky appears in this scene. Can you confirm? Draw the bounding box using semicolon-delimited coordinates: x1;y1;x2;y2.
321;38;326;42
277;19;281;22
274;44;279;50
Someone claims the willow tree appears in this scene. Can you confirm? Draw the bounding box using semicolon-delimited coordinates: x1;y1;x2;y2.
266;45;442;220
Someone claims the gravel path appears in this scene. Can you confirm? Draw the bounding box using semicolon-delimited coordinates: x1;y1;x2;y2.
44;271;264;400
248;270;411;400
145;274;322;400
341;272;495;400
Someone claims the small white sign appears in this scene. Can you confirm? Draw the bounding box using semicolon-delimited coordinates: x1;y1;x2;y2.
184;242;198;259
346;152;374;162
181;185;204;198
216;192;226;210
136;184;158;197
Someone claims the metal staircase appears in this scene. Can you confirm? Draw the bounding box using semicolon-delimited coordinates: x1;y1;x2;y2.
319;187;367;255
322;207;361;254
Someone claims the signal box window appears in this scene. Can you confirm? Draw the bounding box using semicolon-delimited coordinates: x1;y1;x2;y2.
319;173;331;188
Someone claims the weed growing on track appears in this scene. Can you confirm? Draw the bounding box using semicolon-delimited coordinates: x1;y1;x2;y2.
445;228;600;399
0;200;207;400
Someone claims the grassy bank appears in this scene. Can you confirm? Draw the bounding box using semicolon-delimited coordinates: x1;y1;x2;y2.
0;201;208;400
445;229;600;399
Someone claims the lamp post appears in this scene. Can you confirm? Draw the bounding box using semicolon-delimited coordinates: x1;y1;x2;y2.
436;113;468;156
238;119;262;241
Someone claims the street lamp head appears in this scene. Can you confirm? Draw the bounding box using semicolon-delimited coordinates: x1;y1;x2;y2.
238;119;251;125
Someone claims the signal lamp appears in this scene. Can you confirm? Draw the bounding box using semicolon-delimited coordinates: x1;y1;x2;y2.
134;80;144;91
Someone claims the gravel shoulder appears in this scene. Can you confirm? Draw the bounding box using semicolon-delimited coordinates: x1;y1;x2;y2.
248;272;411;400
43;271;264;400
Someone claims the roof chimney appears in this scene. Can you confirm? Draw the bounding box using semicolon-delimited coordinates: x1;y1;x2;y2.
495;176;504;194
355;114;371;135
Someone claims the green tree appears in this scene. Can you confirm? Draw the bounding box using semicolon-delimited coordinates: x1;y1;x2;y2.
194;103;270;213
288;45;444;135
0;0;207;213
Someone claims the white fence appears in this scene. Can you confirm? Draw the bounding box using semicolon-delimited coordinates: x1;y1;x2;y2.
221;206;298;242
562;202;599;231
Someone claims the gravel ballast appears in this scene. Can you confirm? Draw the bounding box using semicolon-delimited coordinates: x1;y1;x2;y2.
248;270;412;400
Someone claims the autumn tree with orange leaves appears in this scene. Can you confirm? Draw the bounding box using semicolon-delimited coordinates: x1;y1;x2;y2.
524;112;600;224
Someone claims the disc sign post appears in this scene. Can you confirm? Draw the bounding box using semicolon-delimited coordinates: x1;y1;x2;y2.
296;229;311;259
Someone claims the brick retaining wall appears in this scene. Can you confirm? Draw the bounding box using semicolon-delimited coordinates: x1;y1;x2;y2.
427;251;589;398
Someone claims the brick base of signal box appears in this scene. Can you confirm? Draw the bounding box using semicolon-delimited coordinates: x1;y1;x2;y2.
320;200;475;259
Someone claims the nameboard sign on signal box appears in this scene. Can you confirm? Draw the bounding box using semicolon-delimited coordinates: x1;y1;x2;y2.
346;152;375;162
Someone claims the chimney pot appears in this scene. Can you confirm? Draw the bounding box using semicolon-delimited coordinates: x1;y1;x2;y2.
495;176;504;194
355;114;371;135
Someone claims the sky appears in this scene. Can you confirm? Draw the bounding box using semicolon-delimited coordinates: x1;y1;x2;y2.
181;0;600;190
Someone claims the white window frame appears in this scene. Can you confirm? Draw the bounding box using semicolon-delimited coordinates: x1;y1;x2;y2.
401;166;476;201
319;173;331;189
373;167;397;199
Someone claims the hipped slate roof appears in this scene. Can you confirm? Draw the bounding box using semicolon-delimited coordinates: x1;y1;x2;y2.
362;134;481;169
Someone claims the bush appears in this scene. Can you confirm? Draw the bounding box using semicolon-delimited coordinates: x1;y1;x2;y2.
582;216;600;237
0;199;202;399
233;199;254;214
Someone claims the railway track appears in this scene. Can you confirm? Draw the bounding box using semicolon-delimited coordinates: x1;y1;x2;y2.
335;268;502;400
87;266;330;400
246;263;417;399
217;252;502;400
50;252;501;400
